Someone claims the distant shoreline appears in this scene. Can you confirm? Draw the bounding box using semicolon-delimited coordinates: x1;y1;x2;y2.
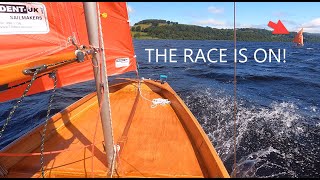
131;19;320;43
132;38;318;44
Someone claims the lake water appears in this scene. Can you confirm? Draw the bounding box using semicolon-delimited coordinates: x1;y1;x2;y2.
0;40;319;178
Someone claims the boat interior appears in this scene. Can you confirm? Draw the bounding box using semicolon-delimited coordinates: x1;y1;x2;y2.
0;79;229;178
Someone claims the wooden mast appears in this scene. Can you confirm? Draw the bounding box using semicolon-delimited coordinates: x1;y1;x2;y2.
83;2;114;169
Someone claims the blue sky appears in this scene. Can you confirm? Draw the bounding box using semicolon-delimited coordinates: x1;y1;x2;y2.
127;2;320;33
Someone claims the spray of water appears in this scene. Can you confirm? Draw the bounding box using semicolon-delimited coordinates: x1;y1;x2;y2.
183;87;320;178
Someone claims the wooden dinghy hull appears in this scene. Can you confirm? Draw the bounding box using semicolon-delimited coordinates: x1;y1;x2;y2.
0;78;229;178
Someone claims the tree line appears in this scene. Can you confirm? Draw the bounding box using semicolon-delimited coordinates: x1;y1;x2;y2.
131;19;320;42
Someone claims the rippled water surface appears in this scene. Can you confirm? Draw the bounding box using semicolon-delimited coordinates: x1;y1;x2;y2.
1;40;319;178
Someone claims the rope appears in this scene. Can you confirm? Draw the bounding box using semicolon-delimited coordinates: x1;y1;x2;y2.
22;37;89;77
22;57;78;76
137;80;171;108
0;68;41;139
151;98;171;108
97;2;115;174
125;1;140;80
90;86;104;178
135;59;140;80
110;145;120;178
40;71;58;178
0;164;8;177
46;58;77;68
232;2;238;178
91;117;99;178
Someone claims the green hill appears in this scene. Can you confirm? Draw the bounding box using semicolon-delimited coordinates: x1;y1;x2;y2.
131;19;320;42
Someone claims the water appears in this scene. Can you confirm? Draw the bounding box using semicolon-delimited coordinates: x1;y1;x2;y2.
0;40;319;178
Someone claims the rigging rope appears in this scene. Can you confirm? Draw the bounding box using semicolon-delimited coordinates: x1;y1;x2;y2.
22;37;89;77
137;79;171;108
47;58;77;68
40;71;58;178
90;81;106;178
22;57;79;76
232;1;238;178
91;108;99;178
97;2;116;176
125;2;139;80
110;145;120;178
0;164;7;177
0;68;41;139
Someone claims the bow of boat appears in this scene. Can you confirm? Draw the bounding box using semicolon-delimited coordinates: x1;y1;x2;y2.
0;79;229;178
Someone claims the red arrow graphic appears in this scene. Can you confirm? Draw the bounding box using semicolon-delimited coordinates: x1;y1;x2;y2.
268;20;289;35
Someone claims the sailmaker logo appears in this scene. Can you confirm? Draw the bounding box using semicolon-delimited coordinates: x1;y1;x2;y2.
0;4;40;14
0;2;49;35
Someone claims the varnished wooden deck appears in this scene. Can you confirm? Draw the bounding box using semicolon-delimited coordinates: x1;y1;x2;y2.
2;81;206;178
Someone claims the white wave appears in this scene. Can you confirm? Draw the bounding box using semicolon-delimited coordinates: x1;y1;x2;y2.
183;87;316;177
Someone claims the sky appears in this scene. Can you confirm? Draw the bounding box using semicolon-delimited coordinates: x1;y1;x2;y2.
127;2;320;33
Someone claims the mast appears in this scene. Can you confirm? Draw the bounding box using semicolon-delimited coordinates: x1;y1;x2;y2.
83;2;114;169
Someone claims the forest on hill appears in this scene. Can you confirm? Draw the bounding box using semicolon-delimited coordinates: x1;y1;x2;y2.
130;19;320;42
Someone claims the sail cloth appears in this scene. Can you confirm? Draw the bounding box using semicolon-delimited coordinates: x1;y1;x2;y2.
0;2;137;102
293;28;304;45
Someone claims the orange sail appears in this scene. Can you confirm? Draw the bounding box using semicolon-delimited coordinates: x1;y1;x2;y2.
293;28;304;46
0;2;137;102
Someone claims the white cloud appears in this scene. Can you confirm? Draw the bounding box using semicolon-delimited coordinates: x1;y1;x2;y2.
302;18;320;28
238;23;266;29
300;18;320;33
272;18;320;33
192;17;320;33
208;6;224;14
194;18;226;27
193;20;264;29
302;27;320;33
127;5;134;13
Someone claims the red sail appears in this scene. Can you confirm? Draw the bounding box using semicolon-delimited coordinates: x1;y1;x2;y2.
293;28;304;45
0;2;137;102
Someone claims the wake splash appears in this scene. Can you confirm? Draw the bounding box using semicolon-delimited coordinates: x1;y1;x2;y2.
182;88;320;178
